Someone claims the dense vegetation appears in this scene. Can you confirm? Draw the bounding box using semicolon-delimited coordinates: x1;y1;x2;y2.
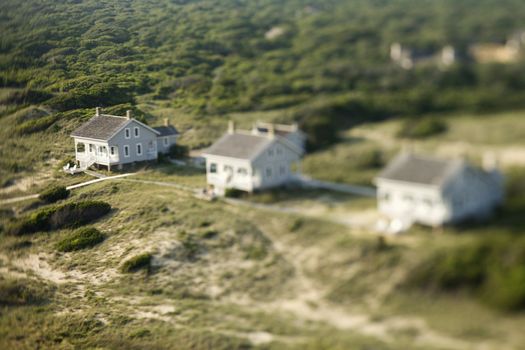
39;185;70;203
120;253;152;273
1;0;525;127
406;235;525;311
5;201;111;235
56;226;106;252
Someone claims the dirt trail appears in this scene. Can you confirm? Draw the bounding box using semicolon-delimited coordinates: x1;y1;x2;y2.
223;213;483;350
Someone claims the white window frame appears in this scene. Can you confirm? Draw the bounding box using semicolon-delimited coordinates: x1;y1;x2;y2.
134;126;140;138
163;137;169;146
136;143;142;156
209;163;217;173
125;128;131;139
237;167;248;176
110;146;116;156
124;145;130;157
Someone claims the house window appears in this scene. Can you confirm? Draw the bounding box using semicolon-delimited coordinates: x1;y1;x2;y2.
125;128;130;139
279;165;286;175
110;146;115;155
99;145;107;154
124;145;129;157
136;143;142;156
266;167;272;178
76;143;85;153
237;168;248;176
163;137;169;146
134;127;140;138
148;140;155;152
224;165;233;173
89;144;94;153
210;163;217;173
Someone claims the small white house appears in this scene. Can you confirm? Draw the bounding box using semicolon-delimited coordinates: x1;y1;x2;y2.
71;107;178;171
202;121;305;195
154;118;179;154
375;153;504;233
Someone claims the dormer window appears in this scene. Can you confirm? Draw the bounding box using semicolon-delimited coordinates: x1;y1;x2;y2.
125;128;130;139
134;127;139;138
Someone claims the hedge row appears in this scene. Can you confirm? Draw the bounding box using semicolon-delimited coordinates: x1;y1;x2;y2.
6;201;111;236
56;227;106;252
39;186;70;203
120;253;152;273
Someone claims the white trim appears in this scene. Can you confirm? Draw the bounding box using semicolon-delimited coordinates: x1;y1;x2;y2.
124;145;130;157
125;128;131;139
136;143;142;156
134;126;140;138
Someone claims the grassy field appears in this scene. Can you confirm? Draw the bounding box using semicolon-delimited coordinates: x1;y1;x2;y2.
1;160;525;349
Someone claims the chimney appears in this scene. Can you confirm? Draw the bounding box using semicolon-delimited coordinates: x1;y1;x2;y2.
228;120;235;134
251;123;259;135
126;110;132;120
482;152;499;172
164;118;169;127
95;107;101;116
268;124;275;138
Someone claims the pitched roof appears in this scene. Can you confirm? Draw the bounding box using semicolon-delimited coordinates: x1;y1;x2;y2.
153;125;179;137
71;115;129;140
376;153;464;187
203;132;275;160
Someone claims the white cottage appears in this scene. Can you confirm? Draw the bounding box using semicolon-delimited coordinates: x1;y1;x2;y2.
375;153;503;232
71;107;178;171
202;121;305;195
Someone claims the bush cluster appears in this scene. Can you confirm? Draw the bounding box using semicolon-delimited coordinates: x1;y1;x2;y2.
406;236;525;311
14;115;58;135
39;185;70;203
56;227;106;252
168;144;189;159
5;200;111;236
224;188;246;198
0;278;52;306
120;253;152;273
397;117;448;139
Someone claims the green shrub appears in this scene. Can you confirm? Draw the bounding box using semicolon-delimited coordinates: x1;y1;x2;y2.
406;236;525;312
14;114;58;135
39;185;70;203
168;144;189;159
397;117;448;139
56;227;106;252
224;188;246;198
0;278;52;306
5;200;111;236
120;253;152;273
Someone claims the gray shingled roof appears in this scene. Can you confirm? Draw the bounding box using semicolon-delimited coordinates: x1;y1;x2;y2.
71;115;129;140
153;125;179;137
377;153;464;186
203;133;274;159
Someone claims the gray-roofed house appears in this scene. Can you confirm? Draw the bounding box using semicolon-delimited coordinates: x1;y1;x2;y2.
71;107;163;171
154;118;179;154
202;121;304;195
374;152;503;233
